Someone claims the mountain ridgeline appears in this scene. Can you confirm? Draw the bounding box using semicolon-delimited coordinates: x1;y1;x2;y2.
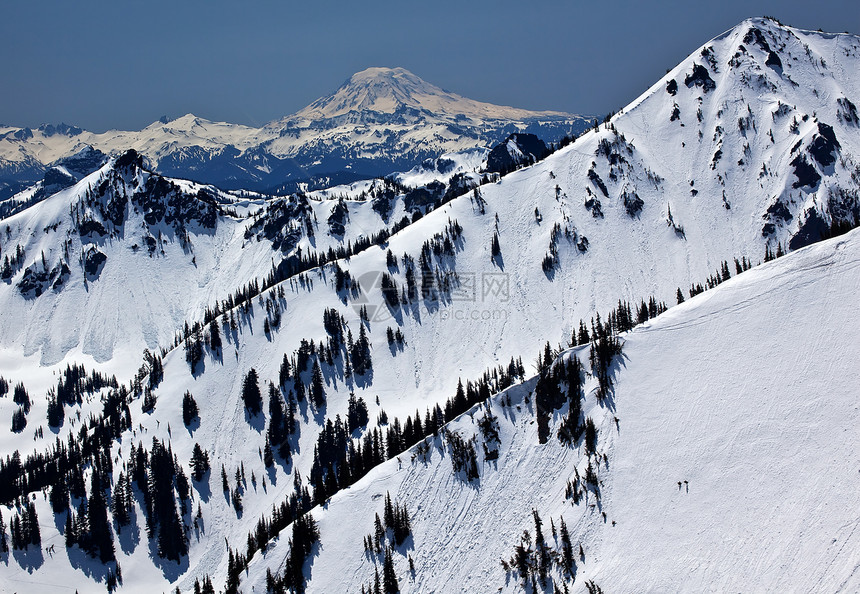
0;17;858;594
0;67;592;196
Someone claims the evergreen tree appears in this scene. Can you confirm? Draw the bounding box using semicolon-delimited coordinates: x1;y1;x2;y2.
47;392;63;428
112;472;132;529
50;481;69;514
0;511;7;553
190;444;211;481
88;472;115;562
347;393;369;432
279;353;292;388
382;546;399;594
182;391;199;426
560;517;575;576
310;359;325;409
201;575;215;594
351;324;372;376
10;407;26;433
242;368;263;416
533;510;549;586
585;418;598;455
264;438;274;468
209;319;222;353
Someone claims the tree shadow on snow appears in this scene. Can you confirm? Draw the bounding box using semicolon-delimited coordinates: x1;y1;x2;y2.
66;546;111;582
597;350;629;414
11;544;43;572
194;469;212;503
148;538;189;581
245;409;266;433
184;416;201;437
116;510;141;555
492;252;505;271
352;368;374;390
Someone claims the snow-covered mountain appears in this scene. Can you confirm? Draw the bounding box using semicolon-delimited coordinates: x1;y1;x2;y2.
0;68;591;194
240;221;860;594
0;16;858;594
0;149;415;369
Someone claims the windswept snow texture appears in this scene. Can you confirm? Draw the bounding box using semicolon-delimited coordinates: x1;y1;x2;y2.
243;227;860;594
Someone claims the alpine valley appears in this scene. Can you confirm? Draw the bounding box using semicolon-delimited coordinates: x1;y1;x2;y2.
0;17;858;594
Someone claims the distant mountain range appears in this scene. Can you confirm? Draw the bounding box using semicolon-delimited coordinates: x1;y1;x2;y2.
0;67;591;196
0;17;858;594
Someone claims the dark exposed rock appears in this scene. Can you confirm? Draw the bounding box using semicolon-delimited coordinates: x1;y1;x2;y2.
54;146;107;178
442;173;480;203
79;219;107;237
371;189;396;220
42;167;76;189
766;200;793;223
789;209;829;250
84;248;107;279
246;195;311;253
486;133;548;174
38;123;83;137
743;27;771;52
404;182;444;211
584;197;603;218
127;163;219;230
328;199;349;237
17;261;70;298
807;123;840;167
790;154;821;189
837;98;859;126
115;149;144;171
684;64;716;93
666;79;678;96
765;51;783;71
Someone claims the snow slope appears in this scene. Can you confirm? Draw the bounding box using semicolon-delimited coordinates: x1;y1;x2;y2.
0;17;858;594
0;151;401;371
241;224;860;594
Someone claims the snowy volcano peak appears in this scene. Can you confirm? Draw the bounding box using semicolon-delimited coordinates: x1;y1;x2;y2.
284;66;573;124
334;66;441;111
1;68;591;192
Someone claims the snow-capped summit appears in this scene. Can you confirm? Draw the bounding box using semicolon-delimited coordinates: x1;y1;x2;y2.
282;66;570;123
0;70;591;193
0;17;858;594
259;66;588;178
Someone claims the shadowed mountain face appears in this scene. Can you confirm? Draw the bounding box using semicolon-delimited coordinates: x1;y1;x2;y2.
0;68;592;193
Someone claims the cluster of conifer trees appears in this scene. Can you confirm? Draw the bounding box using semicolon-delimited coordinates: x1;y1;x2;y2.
502;509;578;592
5;500;40;551
360;493;412;594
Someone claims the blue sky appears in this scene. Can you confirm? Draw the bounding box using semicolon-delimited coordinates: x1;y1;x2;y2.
1;0;857;131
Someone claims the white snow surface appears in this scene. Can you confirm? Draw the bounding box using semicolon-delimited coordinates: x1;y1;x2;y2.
0;17;858;594
238;224;860;594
